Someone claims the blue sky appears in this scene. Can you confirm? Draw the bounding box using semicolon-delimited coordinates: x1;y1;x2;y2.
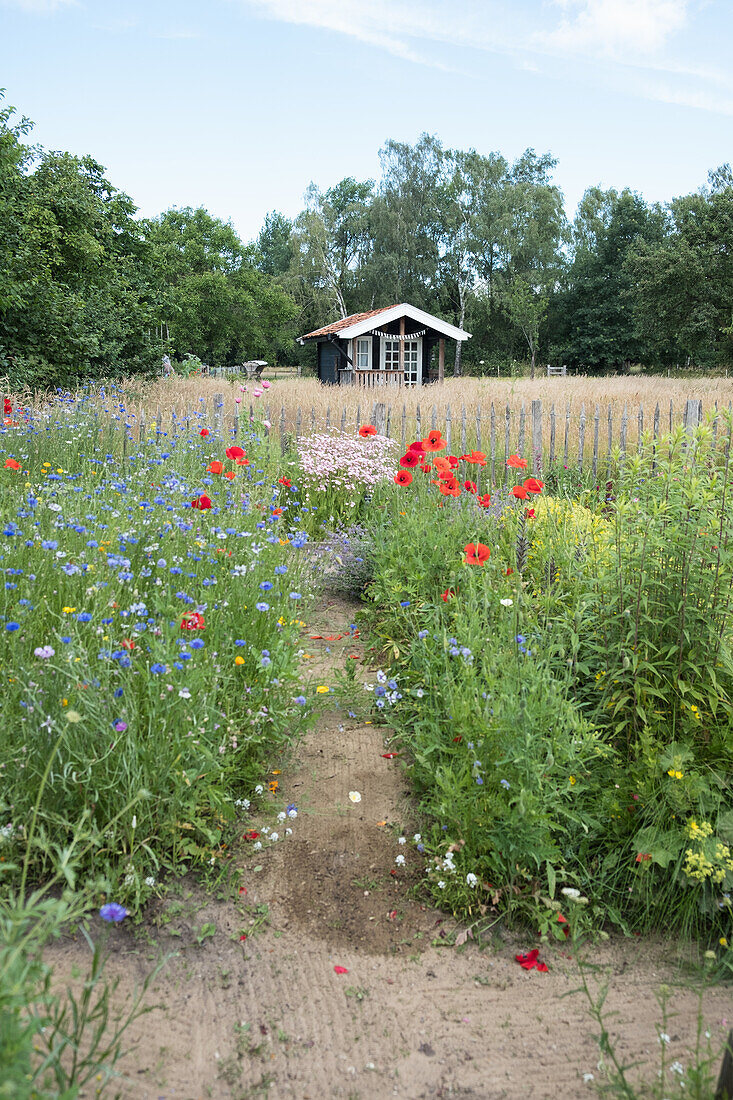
1;0;731;242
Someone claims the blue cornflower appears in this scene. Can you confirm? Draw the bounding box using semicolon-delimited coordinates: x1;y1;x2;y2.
261;656;271;667
100;902;128;922
150;663;166;674
476;776;484;785
41;540;58;550
190;639;204;649
274;565;288;575
77;612;92;622
417;630;428;640
400;600;410;607
5;622;19;631
500;779;511;789
515;634;526;645
255;602;269;612
114;688;124;698
61;636;71;644
294;695;306;706
259;581;273;591
289;592;302;600
235;639;246;646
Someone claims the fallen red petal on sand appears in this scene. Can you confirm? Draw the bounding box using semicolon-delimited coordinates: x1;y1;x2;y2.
515;948;549;972
388;910;397;920
240;934;247;942
349;654;360;660
334;965;349;974
324;634;343;640
309;635;323;639
381;752;399;759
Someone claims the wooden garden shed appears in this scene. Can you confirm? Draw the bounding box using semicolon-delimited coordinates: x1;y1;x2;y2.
298;303;471;387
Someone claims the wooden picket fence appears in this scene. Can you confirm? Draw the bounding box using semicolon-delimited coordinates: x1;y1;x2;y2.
126;394;731;487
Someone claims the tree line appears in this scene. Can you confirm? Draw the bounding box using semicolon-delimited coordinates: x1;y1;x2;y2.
1;92;731;389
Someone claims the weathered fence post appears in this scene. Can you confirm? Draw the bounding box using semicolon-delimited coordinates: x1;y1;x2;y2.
445;405;452;453
620;403;628;460
213;392;223;434
490;403;496;486
592;404;600;480
652;402;660;472
460;405;467;454
549;404;556;466
295;407;302;441
401;404;407;450
563;403;570;468
531;399;542;475
683;398;702;433
279;405;286;455
374;402;387;436
637;404;644;455
578;404;586;473
504;406;511;486
518;402;526;459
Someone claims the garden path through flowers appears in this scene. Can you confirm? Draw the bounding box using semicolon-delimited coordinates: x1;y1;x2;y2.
43;591;733;1099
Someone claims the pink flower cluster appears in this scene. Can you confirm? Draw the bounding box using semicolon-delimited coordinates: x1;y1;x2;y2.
297;429;398;493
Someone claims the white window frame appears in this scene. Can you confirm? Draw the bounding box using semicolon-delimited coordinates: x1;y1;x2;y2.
381;336;422;385
355;337;371;370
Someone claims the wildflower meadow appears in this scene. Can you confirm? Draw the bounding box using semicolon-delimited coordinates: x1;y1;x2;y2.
354;417;733;955
1;386;732;1095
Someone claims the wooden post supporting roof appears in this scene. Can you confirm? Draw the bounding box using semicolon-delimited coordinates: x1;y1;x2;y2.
399;316;405;376
438;339;445;384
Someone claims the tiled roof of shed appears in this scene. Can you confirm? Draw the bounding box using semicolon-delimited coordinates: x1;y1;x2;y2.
301;305;399;340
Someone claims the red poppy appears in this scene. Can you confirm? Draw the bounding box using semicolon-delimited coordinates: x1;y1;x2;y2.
408;440;426;454
200;428;209;437
452;735;462;743
477;493;492;508
4;458;20;471
464;480;477;493
420;463;432;473
438;482;460;497
636;852;652;863
515;948;549;972
507;454;527;469
461;450;487;466
439;470;457;482
523;477;544;494
278;476;292;487
447;455;460;469
512;485;529;500
359;424;377;437
237;457;250;466
243;830;260;841
226;446;245;459
224;471;236;480
505;567;514;576
441;588;456;601
400;451;420;468
464;542;491;565
422;429;446;452
207;460;223;475
121;638;136;650
394;469;413;486
191;495;212;510
557;913;570;938
271;507;283;516
526;508;535;518
181;612;205;630
3;399;11;416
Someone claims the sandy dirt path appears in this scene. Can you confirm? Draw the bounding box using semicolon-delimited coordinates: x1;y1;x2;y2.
46;593;731;1100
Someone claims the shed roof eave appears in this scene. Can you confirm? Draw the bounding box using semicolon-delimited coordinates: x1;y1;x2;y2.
335;303;471;342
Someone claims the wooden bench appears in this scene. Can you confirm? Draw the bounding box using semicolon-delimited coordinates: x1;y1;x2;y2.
547;365;567;377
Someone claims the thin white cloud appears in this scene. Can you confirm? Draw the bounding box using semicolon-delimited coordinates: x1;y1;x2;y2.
240;0;732;116
0;0;77;10
542;0;688;57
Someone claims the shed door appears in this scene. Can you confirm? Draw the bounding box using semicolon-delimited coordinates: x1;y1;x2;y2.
319;343;339;385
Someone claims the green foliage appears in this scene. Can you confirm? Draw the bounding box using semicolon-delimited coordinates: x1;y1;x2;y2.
358;424;733;940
